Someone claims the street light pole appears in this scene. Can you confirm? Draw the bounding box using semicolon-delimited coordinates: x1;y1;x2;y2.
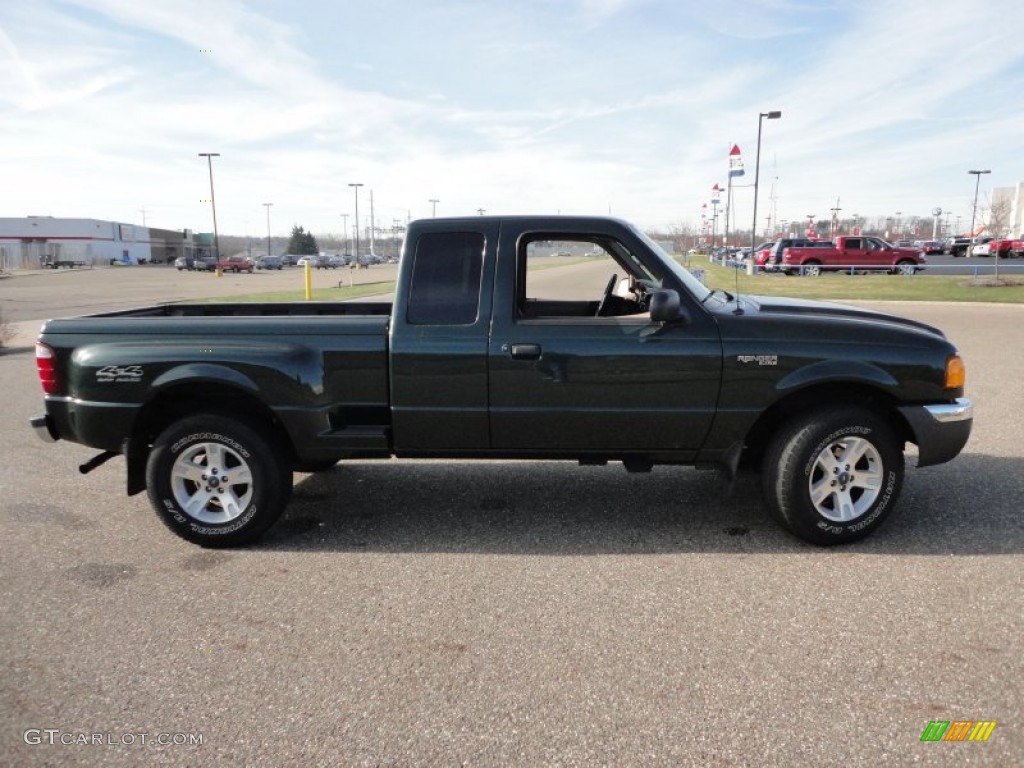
751;110;781;268
967;169;991;258
198;153;221;260
349;183;364;260
340;213;349;254
429;199;439;218
262;202;273;260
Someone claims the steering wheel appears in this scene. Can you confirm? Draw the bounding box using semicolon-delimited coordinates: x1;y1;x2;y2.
595;273;618;317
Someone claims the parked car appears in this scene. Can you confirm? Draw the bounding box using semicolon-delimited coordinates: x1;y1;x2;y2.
945;237;971;257
190;255;217;272
780;236;926;276
255;256;283;270
763;238;833;271
970;237;994;257
295;256;314;268
988;238;1024;259
214;257;254;273
919;241;944;255
174;256;195;271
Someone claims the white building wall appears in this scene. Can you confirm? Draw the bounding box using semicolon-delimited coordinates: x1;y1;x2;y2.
0;217;153;268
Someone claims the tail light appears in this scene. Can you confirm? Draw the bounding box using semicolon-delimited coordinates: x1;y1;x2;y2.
35;342;58;394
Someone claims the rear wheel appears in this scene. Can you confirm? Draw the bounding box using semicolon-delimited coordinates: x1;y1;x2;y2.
762;407;904;545
146;414;292;547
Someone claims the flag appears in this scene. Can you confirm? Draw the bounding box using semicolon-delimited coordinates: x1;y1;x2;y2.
711;184;721;205
728;144;744;178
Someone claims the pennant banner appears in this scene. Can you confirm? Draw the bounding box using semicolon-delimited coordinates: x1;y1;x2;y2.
728;144;744;178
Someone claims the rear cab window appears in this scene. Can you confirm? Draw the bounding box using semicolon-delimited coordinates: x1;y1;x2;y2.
406;232;485;325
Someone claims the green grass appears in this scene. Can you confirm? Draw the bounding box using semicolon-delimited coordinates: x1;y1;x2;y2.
684;261;1024;303
193;280;395;303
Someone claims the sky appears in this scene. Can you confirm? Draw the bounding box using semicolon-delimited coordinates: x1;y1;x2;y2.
1;0;1022;241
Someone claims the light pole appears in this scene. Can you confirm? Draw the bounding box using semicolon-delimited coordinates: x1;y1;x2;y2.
198;153;221;260
429;198;439;218
262;203;273;260
340;213;349;254
349;183;364;260
751;111;781;265
967;169;991;257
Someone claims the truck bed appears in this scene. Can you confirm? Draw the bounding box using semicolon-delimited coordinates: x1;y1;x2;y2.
92;301;394;318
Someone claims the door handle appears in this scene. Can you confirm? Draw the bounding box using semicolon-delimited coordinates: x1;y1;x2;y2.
509;343;542;360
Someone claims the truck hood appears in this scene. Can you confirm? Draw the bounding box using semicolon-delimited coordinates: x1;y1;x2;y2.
738;294;946;338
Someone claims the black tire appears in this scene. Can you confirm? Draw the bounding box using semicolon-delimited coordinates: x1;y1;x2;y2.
893;259;917;275
146;414;292;547
802;260;822;277
762;407;904;545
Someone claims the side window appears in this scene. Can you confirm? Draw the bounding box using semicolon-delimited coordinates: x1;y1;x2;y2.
518;237;653;319
407;232;484;325
845;237;861;250
523;239;618;303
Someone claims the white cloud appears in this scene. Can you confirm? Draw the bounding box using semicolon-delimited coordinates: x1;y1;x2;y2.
0;0;1021;235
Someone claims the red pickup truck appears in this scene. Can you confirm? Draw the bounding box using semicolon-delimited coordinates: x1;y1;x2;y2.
988;238;1024;259
214;257;254;273
781;236;926;276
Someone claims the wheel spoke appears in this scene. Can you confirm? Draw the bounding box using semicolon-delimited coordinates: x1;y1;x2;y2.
853;466;884;491
173;462;207;484
205;443;226;471
810;478;836;508
183;491;210;518
834;487;857;521
229;466;253;485
219;491;243;519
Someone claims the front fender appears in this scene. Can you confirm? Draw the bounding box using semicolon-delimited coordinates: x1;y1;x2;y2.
776;359;899;393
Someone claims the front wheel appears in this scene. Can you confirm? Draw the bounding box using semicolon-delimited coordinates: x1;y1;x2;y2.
146;414;292;547
802;261;822;277
893;259;917;275
762;407;904;545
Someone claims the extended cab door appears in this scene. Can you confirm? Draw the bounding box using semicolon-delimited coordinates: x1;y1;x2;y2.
487;221;722;457
389;222;498;452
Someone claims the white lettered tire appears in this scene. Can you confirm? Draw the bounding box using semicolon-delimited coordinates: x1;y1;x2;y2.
763;407;904;545
146;414;291;547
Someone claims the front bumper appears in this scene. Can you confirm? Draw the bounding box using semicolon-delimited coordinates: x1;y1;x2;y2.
897;398;973;467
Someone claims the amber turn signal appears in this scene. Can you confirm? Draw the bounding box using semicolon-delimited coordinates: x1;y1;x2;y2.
945;355;966;389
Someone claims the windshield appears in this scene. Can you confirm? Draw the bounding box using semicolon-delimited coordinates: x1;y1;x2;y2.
630;224;713;302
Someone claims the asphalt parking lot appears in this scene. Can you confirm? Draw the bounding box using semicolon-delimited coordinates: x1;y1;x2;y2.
1;266;1021;766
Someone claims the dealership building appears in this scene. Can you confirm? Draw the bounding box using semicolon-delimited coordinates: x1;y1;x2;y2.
0;217;197;269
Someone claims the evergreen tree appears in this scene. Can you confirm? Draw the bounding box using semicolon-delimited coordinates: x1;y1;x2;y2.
286;225;319;255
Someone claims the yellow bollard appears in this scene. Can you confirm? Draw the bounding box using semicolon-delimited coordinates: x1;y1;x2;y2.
215;267;222;277
304;261;312;300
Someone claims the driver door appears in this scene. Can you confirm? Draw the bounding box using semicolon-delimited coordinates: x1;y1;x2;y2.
487;232;722;456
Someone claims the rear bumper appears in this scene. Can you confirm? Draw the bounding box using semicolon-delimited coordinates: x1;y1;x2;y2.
898;398;973;467
30;413;59;443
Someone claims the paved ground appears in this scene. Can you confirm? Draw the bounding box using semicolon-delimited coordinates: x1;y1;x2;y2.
1;267;1021;766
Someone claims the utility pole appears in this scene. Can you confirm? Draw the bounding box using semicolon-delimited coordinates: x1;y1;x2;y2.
369;188;376;256
349;183;364;260
429;198;439;218
830;198;842;239
198;152;221;260
262;202;273;260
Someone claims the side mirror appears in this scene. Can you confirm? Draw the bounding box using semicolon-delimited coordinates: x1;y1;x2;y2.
649;289;689;324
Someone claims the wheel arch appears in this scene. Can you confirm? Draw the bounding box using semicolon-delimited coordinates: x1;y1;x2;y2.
740;381;913;469
125;382;298;494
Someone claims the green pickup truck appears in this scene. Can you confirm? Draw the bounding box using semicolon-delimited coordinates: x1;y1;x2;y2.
31;216;972;547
